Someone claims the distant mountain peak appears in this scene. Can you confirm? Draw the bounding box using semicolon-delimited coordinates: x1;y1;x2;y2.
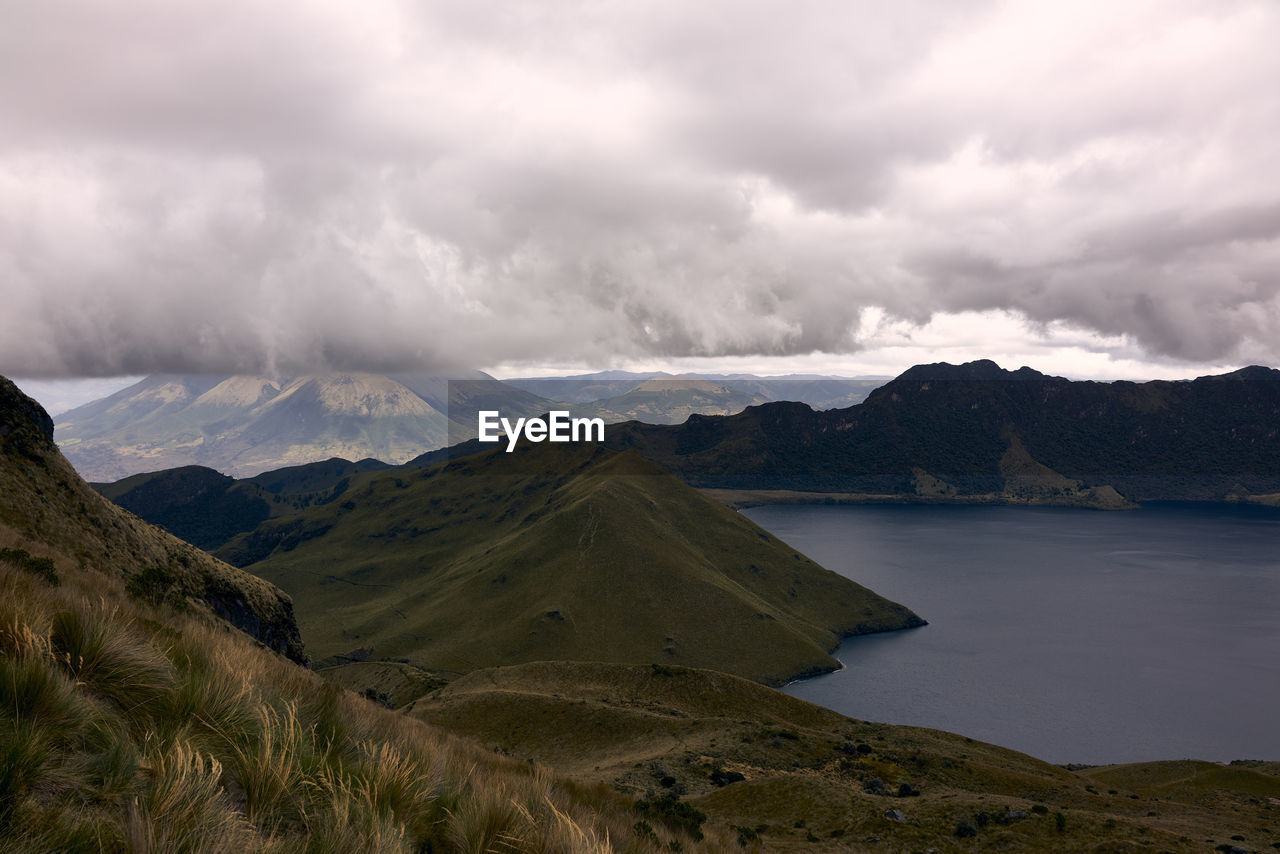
194;375;281;409
1198;365;1280;382
52;371;556;480
268;373;440;418
894;360;1055;382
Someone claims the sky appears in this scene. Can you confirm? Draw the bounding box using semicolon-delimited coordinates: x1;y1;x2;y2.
4;0;1279;408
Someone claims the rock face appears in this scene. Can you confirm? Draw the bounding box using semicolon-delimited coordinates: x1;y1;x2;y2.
0;378;55;451
0;375;305;662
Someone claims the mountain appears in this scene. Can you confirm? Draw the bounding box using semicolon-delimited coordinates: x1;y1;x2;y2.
569;377;770;424
603;359;1280;505
0;375;303;659
502;370;666;402
389;370;558;439
505;370;886;410
54;370;555;481
691;373;888;409
92;456;395;551
5;370;1278;851
0;376;722;852
55;369;884;483
216;441;925;685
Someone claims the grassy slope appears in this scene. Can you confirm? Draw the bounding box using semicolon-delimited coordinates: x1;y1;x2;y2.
0;378;302;660
406;661;1280;853
0;532;735;852
229;442;923;685
1;376;735;852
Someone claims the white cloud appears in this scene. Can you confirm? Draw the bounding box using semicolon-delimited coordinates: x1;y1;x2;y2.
1;0;1277;378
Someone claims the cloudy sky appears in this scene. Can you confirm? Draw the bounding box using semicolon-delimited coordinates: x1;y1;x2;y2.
4;0;1279;402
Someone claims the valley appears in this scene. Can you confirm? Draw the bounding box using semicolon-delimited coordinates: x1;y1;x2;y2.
7;366;1280;851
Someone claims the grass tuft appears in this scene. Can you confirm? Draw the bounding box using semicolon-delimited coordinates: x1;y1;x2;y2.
49;606;175;720
228;702;311;834
125;741;249;854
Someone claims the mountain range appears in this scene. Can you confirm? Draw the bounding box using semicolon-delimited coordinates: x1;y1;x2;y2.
603;359;1280;506
53;370;886;481
506;370;885;409
53;370;550;481
95;357;1280;561
6;370;1279;851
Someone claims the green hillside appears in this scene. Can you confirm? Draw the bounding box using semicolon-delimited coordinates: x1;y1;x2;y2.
402;660;1280;852
0;377;728;852
3;372;1276;852
93;457;393;551
226;442;924;685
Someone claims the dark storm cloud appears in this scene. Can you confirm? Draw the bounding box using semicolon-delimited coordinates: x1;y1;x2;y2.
2;0;1278;377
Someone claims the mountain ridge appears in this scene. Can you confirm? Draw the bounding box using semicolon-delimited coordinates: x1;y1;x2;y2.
603;359;1280;504
221;440;925;685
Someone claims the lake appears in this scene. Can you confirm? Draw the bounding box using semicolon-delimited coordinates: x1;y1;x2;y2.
743;502;1280;765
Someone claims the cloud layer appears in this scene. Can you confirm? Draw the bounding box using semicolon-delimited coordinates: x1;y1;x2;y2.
3;0;1279;377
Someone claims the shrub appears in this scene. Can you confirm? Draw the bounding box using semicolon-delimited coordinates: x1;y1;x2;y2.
709;767;745;787
634;819;660;844
360;686;394;708
636;793;706;841
0;547;58;585
125;566;177;606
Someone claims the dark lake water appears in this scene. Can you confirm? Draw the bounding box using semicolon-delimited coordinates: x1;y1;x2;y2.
743;503;1280;765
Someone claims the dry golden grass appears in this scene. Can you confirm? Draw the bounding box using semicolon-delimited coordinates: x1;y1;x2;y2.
0;559;736;853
